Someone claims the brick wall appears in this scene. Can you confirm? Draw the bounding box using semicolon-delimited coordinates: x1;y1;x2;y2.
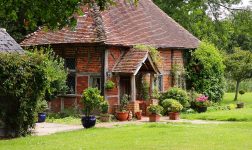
159;49;184;92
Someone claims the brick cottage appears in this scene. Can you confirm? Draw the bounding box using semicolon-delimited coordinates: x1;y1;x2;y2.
21;0;199;114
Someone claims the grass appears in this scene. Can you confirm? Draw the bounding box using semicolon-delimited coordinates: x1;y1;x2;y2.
181;93;252;121
1;122;252;150
46;116;81;125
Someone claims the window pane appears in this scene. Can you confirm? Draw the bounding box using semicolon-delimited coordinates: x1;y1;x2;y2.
65;58;76;70
67;74;75;94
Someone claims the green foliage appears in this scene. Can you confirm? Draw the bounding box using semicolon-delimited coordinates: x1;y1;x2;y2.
100;101;109;114
147;105;163;115
36;100;48;113
169;100;183;113
0;0;138;42
224;48;252;100
105;80;115;90
0;49;67;137
239;90;245;95
28;47;68;101
153;0;243;52
81;88;104;117
134;45;162;66
187;41;225;102
152;86;160;99
162;99;183;113
119;94;129;112
159;87;190;108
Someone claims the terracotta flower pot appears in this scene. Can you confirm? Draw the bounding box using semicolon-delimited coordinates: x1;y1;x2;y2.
169;112;180;120
149;114;161;122
135;111;142;120
99;114;111;122
116;111;129;121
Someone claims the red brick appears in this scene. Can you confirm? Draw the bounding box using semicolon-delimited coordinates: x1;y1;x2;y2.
77;76;89;95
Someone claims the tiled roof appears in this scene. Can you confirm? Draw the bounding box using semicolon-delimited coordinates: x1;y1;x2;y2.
21;0;199;49
0;28;24;53
112;48;160;74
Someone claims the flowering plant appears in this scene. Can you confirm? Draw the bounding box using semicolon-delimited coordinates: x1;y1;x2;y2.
195;95;211;107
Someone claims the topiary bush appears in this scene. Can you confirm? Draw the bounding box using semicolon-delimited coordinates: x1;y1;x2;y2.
82;88;104;117
187;41;225;102
159;87;190;109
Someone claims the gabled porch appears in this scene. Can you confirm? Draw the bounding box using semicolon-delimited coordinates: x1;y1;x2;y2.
112;48;161;115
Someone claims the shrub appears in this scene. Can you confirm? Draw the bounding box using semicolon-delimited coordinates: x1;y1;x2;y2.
239;90;245;95
169;100;183;112
105;80;115;90
36;100;48;113
161;99;175;115
81;88;104;117
100;101;109;114
0;48;67;137
227;104;236;110
119;94;129;112
187;41;225;102
147;105;163;115
159;87;190;108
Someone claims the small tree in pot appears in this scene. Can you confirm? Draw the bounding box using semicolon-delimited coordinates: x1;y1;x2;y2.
147;105;163;122
116;94;129;121
99;101;111;122
81;88;103;128
167;100;183;120
36;100;48;123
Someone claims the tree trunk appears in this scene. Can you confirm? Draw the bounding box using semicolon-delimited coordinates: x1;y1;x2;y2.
234;80;240;101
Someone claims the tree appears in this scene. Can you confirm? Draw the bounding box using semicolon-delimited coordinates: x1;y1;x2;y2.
187;41;225;102
153;0;243;51
226;9;252;53
0;0;138;42
224;49;252;101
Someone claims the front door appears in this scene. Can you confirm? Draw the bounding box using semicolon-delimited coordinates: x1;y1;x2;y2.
120;76;131;100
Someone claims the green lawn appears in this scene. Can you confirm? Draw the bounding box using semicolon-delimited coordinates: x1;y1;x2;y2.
1;122;252;150
46;116;81;125
181;93;252;121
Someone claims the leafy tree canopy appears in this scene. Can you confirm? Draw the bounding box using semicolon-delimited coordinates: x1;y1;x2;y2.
224;48;252;100
0;0;138;42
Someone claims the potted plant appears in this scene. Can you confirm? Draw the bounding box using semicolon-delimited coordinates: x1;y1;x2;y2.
105;80;115;90
99;101;111;122
36;100;48;123
237;90;245;108
147;105;163;122
194;95;211;113
116;94;129;121
168;100;183;120
81;88;103;128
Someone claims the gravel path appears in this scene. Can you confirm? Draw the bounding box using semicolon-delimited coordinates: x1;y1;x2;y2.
33;117;227;136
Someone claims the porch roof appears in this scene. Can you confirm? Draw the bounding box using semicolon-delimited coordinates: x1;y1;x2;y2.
112;48;160;75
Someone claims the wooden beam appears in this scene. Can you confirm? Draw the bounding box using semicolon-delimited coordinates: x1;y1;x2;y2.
131;75;136;101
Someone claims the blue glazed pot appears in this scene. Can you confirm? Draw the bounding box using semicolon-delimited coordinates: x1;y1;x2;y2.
81;116;96;128
196;106;207;113
38;113;46;123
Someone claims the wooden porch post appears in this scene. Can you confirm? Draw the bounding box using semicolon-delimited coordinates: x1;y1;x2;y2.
131;75;136;101
149;73;154;98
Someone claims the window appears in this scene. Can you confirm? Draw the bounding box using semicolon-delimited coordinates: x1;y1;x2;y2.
90;76;101;90
65;58;76;94
154;75;163;92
